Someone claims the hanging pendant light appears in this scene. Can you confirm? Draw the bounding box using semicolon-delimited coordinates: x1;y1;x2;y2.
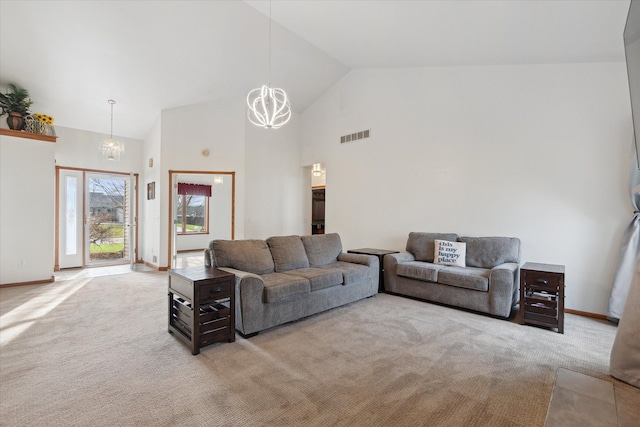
100;99;125;161
247;0;291;129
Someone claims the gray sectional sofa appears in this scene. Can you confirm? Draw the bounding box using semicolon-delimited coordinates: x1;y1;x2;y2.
384;232;521;318
204;233;378;337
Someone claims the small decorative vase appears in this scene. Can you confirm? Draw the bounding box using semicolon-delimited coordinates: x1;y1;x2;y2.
6;112;25;130
25;115;48;134
24;115;37;133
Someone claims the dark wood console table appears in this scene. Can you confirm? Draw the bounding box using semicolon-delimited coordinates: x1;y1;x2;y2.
347;248;399;293
168;266;235;354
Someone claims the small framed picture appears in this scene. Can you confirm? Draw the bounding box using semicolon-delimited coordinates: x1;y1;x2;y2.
147;182;155;200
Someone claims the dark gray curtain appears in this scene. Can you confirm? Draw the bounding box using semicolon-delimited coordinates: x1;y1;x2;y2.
607;142;640;321
610;258;640;388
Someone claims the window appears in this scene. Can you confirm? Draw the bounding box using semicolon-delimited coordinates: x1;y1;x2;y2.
176;194;209;234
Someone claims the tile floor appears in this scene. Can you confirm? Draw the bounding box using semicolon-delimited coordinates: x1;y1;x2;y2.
54;263;154;281
55;251;203;281
173;250;205;268
545;368;640;427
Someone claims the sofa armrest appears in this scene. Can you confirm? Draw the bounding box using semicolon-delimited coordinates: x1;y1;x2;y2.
383;252;415;293
386;252;415;264
218;266;262;281
217;267;265;297
489;263;519;287
490;262;519;274
338;252;378;268
488;262;520;315
204;248;213;267
216;267;265;335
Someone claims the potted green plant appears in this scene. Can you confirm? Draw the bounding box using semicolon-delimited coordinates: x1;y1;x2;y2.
0;83;33;130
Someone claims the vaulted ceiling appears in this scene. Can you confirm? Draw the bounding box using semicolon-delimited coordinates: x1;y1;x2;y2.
0;0;631;140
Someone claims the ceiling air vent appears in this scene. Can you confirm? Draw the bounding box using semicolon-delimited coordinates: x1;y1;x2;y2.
340;129;370;144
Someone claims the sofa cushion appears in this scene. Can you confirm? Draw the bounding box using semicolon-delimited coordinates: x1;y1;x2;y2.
434;240;466;267
406;232;459;262
460;236;521;269
261;272;310;303
319;261;369;285
266;235;310;272
212;239;274;275
283;267;343;291
301;233;342;267
396;261;445;282
438;266;490;292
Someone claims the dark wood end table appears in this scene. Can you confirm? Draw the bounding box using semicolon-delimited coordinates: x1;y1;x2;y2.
519;262;565;334
347;248;399;292
168;266;235;354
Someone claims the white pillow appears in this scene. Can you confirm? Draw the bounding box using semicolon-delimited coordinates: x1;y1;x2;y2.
434;240;466;267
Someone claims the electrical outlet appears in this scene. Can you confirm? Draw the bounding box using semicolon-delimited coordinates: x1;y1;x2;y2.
153;255;157;263
19;260;26;267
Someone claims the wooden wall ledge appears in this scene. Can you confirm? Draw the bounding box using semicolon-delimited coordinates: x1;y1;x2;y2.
0;128;57;143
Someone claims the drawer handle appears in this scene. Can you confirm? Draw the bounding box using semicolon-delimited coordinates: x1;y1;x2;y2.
209;287;222;294
535;279;548;285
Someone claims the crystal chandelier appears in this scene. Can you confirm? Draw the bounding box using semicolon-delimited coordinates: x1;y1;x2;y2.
100;99;124;161
247;0;291;129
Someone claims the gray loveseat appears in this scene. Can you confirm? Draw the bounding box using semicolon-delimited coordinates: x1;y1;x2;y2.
384;232;521;318
204;233;378;337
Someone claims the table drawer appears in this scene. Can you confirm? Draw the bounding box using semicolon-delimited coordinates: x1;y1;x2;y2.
199;282;231;303
523;271;560;292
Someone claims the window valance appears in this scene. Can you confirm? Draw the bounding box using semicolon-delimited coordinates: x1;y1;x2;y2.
178;183;212;197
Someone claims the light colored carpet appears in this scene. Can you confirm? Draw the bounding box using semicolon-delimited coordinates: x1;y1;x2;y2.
0;270;637;427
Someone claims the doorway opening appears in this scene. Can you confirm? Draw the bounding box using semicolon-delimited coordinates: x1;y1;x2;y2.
168;170;235;269
312;187;325;234
87;173;128;264
56;167;138;270
310;163;326;235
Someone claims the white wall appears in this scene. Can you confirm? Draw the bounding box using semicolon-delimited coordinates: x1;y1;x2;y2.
1;135;55;284
301;63;632;315
142;115;162;267
54;126;144;174
244;115;306;239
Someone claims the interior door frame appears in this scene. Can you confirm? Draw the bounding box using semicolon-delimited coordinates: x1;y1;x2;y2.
167;170;235;269
55;166;139;270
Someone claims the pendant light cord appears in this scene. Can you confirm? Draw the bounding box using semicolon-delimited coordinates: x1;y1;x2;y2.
110;103;113;139
108;99;115;139
268;0;272;87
